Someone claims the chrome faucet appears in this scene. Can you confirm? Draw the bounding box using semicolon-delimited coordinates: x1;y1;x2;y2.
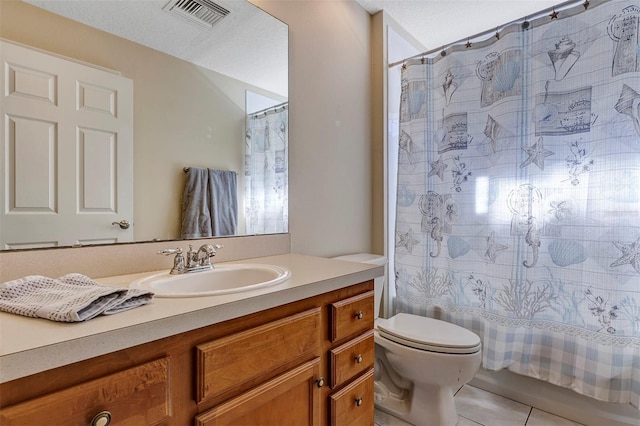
158;244;223;275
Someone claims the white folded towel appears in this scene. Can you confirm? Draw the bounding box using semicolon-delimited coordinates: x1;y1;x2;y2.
0;273;153;322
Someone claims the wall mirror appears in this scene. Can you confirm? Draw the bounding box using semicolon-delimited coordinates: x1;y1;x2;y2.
0;0;288;251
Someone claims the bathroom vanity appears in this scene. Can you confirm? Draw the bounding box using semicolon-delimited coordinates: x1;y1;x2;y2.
0;254;381;425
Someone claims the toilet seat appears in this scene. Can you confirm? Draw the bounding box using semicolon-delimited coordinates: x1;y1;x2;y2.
377;313;481;354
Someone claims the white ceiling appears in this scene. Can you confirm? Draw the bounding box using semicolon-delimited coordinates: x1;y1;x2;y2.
354;0;559;52
25;0;567;95
24;0;288;97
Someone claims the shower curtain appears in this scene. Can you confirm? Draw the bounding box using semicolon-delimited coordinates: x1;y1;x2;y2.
394;0;640;408
245;104;288;234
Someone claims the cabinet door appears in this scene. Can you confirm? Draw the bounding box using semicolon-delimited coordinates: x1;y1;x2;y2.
196;307;321;404
0;357;170;426
329;368;374;426
330;330;374;389
195;357;321;426
329;291;374;342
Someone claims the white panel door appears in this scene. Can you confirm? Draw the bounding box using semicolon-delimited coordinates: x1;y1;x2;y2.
0;40;133;249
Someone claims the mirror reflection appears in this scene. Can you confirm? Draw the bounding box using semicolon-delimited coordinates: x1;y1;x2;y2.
0;0;288;250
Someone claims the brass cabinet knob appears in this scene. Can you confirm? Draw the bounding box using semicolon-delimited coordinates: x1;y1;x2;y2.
354;311;364;320
355;354;363;364
91;411;112;426
355;397;363;407
316;377;325;388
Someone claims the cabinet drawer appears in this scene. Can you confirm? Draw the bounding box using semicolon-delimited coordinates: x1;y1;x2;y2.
329;368;374;426
330;329;374;389
196;307;321;404
329;291;374;342
0;357;170;426
195;358;321;426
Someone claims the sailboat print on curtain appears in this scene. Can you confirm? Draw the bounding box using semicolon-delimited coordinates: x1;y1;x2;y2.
394;0;640;409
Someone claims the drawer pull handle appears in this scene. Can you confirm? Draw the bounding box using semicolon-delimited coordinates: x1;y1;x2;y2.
355;354;363;364
91;411;112;426
316;377;325;388
355;397;363;407
354;311;364;320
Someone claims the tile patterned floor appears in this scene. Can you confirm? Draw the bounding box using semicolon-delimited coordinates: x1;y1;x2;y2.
374;384;584;426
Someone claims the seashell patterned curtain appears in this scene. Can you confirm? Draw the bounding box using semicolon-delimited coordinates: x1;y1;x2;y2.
394;0;640;408
245;105;288;234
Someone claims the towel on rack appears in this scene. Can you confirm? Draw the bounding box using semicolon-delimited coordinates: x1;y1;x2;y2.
181;167;212;239
180;168;237;238
208;169;238;237
0;273;154;322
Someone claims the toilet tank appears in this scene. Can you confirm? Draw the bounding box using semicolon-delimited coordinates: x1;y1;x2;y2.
332;253;387;319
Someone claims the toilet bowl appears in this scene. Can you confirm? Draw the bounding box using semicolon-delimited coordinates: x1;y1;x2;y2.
333;254;482;426
374;314;481;426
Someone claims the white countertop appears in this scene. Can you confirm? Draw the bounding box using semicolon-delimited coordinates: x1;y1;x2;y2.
0;253;383;383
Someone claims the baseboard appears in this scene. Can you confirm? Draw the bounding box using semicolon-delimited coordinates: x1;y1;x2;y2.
469;369;639;426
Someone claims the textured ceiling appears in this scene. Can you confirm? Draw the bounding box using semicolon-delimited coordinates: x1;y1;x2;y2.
24;0;288;97
25;0;569;96
355;0;559;52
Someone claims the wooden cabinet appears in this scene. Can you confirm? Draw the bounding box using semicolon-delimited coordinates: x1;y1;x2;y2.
329;290;374;343
195;358;322;426
196;308;321;405
0;281;375;425
330;330;374;389
195;308;322;425
329;369;375;426
0;358;171;426
327;290;376;426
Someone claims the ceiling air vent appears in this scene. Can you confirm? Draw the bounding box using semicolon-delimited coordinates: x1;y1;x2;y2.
163;0;230;28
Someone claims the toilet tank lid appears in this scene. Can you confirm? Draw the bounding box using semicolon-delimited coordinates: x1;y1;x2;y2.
332;253;387;266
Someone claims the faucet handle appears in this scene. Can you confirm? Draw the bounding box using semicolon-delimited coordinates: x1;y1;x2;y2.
209;244;224;258
158;247;186;274
158;247;183;256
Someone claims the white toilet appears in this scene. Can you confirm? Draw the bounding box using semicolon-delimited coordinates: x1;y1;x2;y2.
333;254;482;426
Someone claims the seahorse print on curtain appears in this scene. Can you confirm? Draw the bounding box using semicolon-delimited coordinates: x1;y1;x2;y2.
394;0;640;409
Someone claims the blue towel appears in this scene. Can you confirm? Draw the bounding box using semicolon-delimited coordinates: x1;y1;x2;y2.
208;169;238;237
181;168;238;238
181;167;211;239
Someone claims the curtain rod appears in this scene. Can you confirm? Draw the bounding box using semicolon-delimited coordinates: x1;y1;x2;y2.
388;0;594;68
249;101;288;118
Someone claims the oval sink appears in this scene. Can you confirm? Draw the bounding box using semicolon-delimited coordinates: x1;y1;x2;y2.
130;264;291;297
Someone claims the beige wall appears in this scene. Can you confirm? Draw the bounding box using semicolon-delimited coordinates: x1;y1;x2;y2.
253;0;374;257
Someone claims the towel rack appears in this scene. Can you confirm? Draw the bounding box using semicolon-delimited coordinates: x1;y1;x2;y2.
183;167;190;172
